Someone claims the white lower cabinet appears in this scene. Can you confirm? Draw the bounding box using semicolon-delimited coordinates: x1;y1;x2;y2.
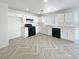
39;26;48;34
36;26;39;34
39;25;75;41
67;29;75;41
39;25;52;35
24;28;28;38
47;26;52;36
61;28;68;40
75;29;79;40
61;28;75;41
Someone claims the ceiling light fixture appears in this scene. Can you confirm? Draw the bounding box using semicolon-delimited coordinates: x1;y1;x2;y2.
43;0;48;3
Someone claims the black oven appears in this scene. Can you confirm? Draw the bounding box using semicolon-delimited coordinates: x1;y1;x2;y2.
28;27;36;37
25;24;36;37
52;28;61;38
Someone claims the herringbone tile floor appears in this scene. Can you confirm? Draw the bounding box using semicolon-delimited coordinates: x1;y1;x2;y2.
0;34;79;59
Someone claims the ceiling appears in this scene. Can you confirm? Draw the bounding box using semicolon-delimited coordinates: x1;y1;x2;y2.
0;0;79;14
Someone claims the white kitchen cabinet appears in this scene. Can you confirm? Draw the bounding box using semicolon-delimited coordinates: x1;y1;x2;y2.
54;12;75;27
47;26;52;36
61;28;68;40
64;12;74;26
39;26;48;35
55;14;65;26
39;25;52;35
36;26;39;34
43;15;55;25
67;29;75;41
24;28;28;38
75;29;79;40
61;27;75;41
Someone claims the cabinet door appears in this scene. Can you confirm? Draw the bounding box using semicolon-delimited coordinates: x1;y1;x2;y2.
68;29;75;41
39;26;48;35
44;16;55;25
55;14;65;25
24;28;28;37
61;28;68;40
47;27;52;35
65;12;74;25
75;29;79;40
43;26;48;35
36;27;39;34
61;28;75;41
39;26;44;34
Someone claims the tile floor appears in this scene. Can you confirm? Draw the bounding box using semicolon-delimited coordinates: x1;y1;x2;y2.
0;34;79;59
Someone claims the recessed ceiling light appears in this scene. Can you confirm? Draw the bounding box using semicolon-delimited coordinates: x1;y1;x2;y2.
26;8;29;11
43;0;48;3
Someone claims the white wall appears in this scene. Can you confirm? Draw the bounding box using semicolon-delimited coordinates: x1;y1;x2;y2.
0;2;8;48
8;16;21;39
8;9;39;39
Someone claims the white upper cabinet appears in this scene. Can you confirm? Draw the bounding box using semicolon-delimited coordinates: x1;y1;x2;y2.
43;15;55;25
74;11;79;28
55;14;65;26
42;12;75;27
54;12;75;27
64;12;75;26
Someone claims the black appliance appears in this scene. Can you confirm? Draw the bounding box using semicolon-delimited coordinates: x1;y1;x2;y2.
28;26;36;37
26;19;33;21
25;24;36;37
25;24;32;27
52;28;61;38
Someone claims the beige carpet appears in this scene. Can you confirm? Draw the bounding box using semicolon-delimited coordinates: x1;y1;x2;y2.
0;34;79;59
